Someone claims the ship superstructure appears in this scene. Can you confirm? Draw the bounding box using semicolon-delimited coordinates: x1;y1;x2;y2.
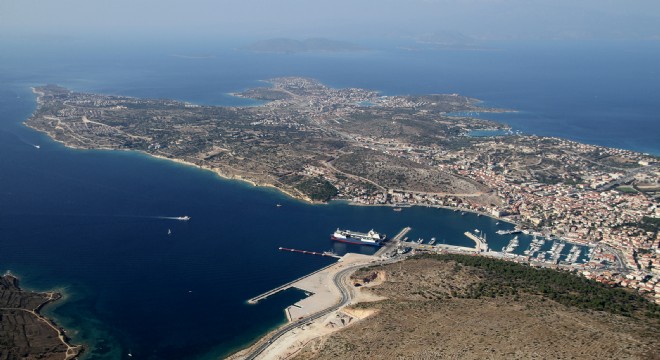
331;228;386;246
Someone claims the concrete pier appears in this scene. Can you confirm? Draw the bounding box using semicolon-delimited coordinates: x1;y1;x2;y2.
435;243;479;253
464;231;488;252
374;226;411;257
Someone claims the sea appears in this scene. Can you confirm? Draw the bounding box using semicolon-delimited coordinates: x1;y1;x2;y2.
1;38;659;359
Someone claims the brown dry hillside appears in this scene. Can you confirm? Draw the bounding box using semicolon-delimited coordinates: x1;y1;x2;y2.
294;255;660;360
0;275;81;360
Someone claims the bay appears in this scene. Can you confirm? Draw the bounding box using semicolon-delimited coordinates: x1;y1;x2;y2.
0;39;658;359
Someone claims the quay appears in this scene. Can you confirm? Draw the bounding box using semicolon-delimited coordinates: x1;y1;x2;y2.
250;226;411;304
464;230;488;252
435;243;479;253
374;226;411;257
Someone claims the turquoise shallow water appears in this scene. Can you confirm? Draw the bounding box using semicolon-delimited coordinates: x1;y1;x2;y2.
0;39;658;359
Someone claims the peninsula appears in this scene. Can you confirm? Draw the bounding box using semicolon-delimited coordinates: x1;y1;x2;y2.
25;78;660;305
0;273;83;359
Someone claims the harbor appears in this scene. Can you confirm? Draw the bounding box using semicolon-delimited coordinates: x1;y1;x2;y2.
463;229;489;252
251;222;603;311
250;226;412;305
248;253;378;319
374;226;412;257
240;220;604;360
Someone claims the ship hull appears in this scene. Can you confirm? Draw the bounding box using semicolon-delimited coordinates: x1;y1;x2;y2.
331;236;382;247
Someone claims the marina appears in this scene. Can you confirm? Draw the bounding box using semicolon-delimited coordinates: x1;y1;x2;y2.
502;236;519;254
496;229;522;235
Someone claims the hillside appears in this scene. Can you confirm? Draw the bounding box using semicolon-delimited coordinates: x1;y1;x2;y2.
293;255;660;360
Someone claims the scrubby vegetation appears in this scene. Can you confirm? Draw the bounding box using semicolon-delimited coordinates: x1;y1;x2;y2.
294;256;659;360
295;176;338;201
416;253;660;318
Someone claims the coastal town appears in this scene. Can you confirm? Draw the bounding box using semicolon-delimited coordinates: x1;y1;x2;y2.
26;77;660;305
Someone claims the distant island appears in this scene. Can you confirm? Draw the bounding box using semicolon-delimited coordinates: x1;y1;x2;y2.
242;38;368;53
0;274;83;359
398;31;494;52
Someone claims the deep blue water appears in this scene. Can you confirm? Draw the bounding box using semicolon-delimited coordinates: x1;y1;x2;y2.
1;39;659;359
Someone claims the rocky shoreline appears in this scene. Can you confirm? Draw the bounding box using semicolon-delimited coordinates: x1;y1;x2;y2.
0;273;83;360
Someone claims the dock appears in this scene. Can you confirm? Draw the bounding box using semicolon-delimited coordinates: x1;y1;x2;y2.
463;231;488;252
435;243;479;253
374;226;411;257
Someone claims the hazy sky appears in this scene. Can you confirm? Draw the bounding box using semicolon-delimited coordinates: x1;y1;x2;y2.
2;0;659;42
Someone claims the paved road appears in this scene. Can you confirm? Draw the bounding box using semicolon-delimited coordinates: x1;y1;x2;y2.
244;265;357;360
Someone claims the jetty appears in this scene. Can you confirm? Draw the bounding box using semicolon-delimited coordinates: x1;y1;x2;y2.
374;226;411;257
435;243;480;253
278;247;341;258
496;229;521;235
464;230;488;252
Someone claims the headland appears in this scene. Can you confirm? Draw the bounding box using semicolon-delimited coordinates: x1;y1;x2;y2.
0;273;83;359
228;248;660;360
285;254;660;360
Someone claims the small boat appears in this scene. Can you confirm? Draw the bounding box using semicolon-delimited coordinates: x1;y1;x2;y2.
167;229;172;235
393;207;402;212
276;204;282;207
176;216;191;221
34;145;40;149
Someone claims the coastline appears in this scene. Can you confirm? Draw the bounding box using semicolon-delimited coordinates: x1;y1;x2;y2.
0;273;84;359
22;115;580;248
20;85;658;359
23;119;316;205
24;117;518;223
227;253;382;360
22;111;610;360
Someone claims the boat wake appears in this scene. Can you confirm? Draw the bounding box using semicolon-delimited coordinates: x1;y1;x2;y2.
0;129;41;150
154;216;191;221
